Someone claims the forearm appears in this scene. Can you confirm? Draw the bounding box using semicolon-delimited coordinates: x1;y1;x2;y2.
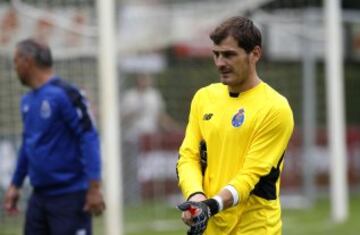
11;147;28;187
177;160;204;199
81;131;102;180
177;147;204;199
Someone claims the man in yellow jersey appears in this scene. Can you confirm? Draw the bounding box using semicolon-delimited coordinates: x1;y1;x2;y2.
176;16;294;235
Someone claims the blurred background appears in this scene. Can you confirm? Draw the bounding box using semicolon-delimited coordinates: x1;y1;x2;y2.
0;0;359;234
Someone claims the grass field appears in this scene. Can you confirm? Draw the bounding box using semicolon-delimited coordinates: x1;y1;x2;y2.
1;194;359;235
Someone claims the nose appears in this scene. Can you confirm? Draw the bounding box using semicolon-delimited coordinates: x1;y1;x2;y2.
215;56;226;68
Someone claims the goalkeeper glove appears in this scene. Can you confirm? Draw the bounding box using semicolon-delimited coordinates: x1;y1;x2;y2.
177;199;220;235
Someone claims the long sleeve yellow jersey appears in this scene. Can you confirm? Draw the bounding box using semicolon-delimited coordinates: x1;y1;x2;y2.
177;81;294;235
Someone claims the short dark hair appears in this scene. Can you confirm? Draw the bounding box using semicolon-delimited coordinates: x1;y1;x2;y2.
209;16;262;53
16;38;53;68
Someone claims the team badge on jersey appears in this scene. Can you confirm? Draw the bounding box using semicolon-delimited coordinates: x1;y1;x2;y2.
232;108;245;127
22;104;29;113
40;100;51;119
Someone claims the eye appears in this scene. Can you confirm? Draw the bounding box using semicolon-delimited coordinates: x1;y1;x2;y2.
212;51;219;58
222;51;236;58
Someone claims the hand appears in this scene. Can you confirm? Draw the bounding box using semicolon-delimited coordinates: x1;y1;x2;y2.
83;181;105;216
177;201;211;235
188;193;207;202
181;193;207;226
3;185;20;215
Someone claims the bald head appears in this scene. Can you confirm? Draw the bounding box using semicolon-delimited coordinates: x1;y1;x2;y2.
14;38;54;88
16;38;53;68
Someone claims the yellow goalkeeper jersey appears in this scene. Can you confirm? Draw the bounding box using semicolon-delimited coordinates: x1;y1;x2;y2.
177;81;294;235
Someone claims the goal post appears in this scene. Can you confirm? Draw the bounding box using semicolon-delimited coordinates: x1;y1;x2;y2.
324;0;349;223
97;0;123;234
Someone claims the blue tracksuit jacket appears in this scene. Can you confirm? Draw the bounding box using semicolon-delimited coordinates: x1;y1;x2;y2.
11;76;101;195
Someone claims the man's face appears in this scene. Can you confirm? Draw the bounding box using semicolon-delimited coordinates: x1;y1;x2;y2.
13;48;31;86
212;36;251;89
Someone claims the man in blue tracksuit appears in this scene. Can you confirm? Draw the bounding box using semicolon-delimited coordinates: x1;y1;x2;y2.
3;38;105;235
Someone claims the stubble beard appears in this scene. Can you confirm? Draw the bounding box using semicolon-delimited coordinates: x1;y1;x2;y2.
220;72;246;87
18;74;30;87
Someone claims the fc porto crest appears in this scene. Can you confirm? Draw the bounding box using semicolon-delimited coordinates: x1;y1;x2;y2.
22;104;29;113
40;100;51;119
232;108;245;127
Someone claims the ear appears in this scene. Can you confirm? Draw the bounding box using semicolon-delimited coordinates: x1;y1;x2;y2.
250;46;262;63
23;56;35;69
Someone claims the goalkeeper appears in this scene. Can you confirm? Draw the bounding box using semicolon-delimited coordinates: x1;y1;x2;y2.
176;16;294;235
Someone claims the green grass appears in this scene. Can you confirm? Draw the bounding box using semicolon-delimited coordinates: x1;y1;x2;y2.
282;195;360;235
1;195;359;235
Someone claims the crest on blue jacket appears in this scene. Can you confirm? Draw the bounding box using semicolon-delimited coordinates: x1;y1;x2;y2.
232;108;245;127
40;100;51;119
